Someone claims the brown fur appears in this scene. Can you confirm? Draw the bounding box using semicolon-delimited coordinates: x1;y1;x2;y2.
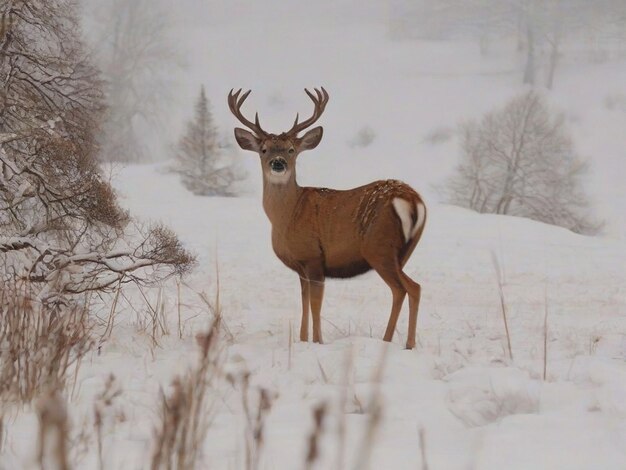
229;90;427;348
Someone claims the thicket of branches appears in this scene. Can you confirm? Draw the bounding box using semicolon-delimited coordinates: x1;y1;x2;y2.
0;0;194;304
171;86;244;196
442;91;601;235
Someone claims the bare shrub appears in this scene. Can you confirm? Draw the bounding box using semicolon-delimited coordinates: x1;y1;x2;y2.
150;319;221;470
0;0;195;304
442;91;602;235
0;282;93;404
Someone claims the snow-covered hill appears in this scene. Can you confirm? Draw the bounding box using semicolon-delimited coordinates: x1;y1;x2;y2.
19;162;626;469
3;3;626;468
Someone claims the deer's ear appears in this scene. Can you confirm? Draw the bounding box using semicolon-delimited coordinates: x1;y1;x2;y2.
297;127;323;152
234;128;261;152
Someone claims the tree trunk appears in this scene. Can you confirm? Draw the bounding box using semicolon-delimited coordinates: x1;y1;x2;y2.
523;22;536;85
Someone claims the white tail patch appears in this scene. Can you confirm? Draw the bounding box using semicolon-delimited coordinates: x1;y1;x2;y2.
393;198;426;242
392;198;413;242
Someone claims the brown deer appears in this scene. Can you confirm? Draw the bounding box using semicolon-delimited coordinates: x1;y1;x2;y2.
228;88;426;349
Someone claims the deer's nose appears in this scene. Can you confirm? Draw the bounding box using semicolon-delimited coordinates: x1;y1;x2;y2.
270;157;287;173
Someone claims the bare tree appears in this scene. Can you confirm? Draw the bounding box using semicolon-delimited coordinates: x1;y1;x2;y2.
172;86;244;196
84;0;180;162
0;0;194;303
388;0;626;87
443;91;601;235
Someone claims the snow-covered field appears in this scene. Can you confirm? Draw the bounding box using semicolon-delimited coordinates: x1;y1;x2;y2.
5;165;626;468
3;2;626;469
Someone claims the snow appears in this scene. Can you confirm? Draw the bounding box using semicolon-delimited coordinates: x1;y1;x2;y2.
3;2;626;468
6;160;625;468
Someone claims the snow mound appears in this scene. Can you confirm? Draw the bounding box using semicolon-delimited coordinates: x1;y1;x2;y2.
445;366;540;427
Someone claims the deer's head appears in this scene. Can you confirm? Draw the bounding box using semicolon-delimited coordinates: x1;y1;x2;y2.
228;88;329;184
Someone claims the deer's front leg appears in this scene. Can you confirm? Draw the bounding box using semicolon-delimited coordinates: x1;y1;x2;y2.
305;264;325;344
299;276;310;342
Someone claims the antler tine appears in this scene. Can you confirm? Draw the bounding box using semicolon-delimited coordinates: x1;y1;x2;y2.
287;87;330;137
227;88;267;137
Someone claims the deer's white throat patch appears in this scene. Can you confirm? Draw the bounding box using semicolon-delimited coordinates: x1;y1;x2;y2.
265;169;291;185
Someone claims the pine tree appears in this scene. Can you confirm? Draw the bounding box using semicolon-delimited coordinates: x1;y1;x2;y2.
174;86;243;196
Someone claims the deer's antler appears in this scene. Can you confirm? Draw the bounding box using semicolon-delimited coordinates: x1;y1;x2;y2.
286;87;329;137
227;89;268;137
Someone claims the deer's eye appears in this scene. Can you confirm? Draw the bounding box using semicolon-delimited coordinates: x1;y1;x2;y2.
261;149;267;154
288;148;295;154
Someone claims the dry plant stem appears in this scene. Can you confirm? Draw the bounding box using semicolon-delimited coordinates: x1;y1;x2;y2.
317;359;329;384
336;348;354;470
0;281;93;403
419;426;429;470
137;285;168;345
352;345;388;470
37;390;70;470
543;287;548;382
237;373;274;470
288;319;293;370
102;279;122;341
177;279;183;339
305;403;328;470
150;318;221;470
491;251;513;361
94;374;122;470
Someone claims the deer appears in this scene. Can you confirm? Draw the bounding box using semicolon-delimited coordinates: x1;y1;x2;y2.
228;87;426;349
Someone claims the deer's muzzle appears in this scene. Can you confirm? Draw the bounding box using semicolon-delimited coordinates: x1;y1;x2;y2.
269;157;287;174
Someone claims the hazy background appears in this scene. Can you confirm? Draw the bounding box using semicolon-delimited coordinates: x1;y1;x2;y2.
81;0;626;237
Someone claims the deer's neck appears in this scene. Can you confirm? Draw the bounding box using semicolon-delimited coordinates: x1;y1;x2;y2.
262;172;303;230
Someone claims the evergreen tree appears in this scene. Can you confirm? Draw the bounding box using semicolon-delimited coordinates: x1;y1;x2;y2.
174;87;243;196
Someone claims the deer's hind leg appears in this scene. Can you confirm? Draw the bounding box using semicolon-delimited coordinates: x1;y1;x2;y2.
366;247;421;349
399;272;421;350
373;264;407;343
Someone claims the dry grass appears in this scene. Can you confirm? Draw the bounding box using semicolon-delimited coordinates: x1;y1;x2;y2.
94;374;123;470
150;317;221;470
352;346;387;470
419;426;429;470
305;403;328;470
36;389;70;470
490;251;513;361
0;282;94;404
228;372;275;470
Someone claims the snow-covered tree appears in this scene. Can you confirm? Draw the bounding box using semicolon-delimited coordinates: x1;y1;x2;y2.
172;87;244;196
0;0;193;301
442;91;601;235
